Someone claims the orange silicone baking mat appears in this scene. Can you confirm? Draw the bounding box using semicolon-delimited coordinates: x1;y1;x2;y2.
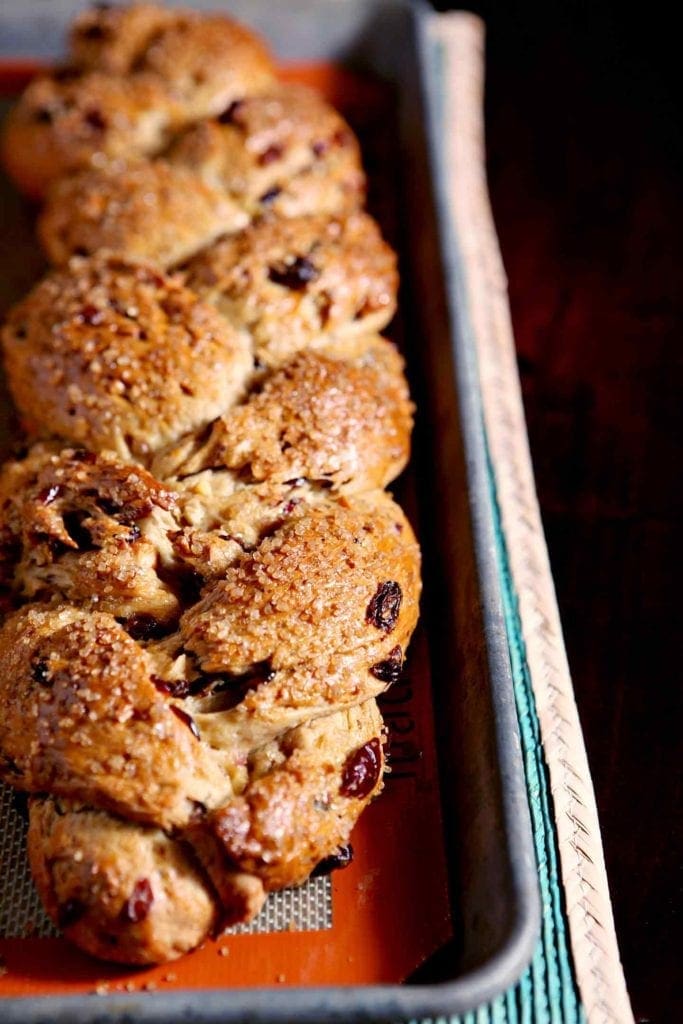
0;63;452;995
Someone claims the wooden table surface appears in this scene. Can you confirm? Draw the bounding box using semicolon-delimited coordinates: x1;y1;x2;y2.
448;2;681;1019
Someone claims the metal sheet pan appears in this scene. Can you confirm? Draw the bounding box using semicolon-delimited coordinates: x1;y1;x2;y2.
0;1;540;1019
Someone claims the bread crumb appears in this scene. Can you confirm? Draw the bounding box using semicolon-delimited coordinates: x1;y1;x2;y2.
143;981;157;992
94;982;109;996
217;946;230;957
163;971;177;982
276;973;286;983
124;981;136;992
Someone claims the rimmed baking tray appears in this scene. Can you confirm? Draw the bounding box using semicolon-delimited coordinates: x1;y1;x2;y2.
0;1;540;1020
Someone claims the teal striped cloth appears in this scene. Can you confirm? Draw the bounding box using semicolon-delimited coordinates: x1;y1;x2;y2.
413;452;585;1024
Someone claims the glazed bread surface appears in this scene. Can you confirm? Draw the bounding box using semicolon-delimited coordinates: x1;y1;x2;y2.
0;2;421;966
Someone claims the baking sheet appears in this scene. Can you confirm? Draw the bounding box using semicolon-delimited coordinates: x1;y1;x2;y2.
0;2;541;1019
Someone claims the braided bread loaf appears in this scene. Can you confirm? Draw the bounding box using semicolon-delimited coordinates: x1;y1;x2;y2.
0;4;421;965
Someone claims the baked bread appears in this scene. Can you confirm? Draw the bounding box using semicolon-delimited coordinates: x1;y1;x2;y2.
27;697;383;963
68;3;179;75
1;254;252;458
28;794;218;965
0;2;421;967
0;442;180;623
168;83;365;218
183;211;398;366
1;6;276;198
0;603;232;828
154;337;412;490
38;159;248;268
0;69;176;199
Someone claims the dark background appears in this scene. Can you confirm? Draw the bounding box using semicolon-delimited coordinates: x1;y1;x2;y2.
434;1;681;1019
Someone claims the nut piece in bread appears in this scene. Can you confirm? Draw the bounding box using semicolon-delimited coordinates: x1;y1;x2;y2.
1;255;252;459
28;796;217;965
184;211;398;366
39;160;249;268
169;83;365;218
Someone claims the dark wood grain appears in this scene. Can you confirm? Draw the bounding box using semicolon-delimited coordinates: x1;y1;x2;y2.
445;2;682;1020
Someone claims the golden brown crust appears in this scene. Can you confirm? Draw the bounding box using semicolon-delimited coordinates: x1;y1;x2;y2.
155;339;413;494
183;211;398;366
3;7;276;199
0;70;177;199
28;796;217;964
211;700;384;892
0;4;422;965
181;497;420;687
169;83;365;219
0;604;231;827
39;160;248;268
69;4;177;75
129;11;276;120
189;700;383;925
0;442;180;622
1;255;252;459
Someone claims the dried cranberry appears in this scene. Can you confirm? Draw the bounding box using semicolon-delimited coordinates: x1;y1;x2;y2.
78;304;104;326
126;524;141;543
171;705;200;740
124;613;166;641
178;567;204;605
217;99;244;124
70;449;97;464
63;510;94;550
58;898;87;930
31;658;52;687
53;66;79;83
84;108;106;131
207;661;276;708
370;645;403;685
311;140;328;158
311;844;354;877
37;484;62;506
366;581;402;632
332;127;352;147
79;24;107;41
120;878;154;924
152;675;192;699
259;186;281;205
340;737;382;799
268;256;319;291
258;144;283;166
